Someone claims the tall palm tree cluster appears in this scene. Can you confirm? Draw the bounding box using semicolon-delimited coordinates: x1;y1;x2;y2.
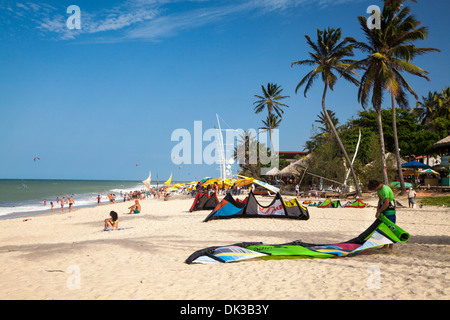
413;87;450;127
253;0;440;196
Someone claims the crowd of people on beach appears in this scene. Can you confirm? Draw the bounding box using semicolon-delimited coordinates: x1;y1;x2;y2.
43;196;75;213
44;187;172;215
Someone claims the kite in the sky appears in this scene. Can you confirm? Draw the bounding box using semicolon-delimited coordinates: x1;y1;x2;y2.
136;163;140;166
33;157;40;162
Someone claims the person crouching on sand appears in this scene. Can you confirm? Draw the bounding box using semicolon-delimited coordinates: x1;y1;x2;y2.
368;179;396;250
128;200;141;214
104;211;119;230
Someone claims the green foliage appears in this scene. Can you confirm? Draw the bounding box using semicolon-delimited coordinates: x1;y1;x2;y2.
304;101;447;186
419;196;450;206
345;107;448;157
304;134;346;186
254;83;289;118
355;133;397;187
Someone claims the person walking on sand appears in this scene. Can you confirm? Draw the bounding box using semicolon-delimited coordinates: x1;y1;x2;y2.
68;196;75;212
128;200;141;214
60;197;65;212
407;187;417;208
368;179;396;249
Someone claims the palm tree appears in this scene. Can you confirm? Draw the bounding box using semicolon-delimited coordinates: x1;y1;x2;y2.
414;91;438;126
254;83;289;152
433;87;450;118
315;109;339;135
291;27;362;196
414;87;450;127
260;114;282;132
346;1;439;192
233;130;268;178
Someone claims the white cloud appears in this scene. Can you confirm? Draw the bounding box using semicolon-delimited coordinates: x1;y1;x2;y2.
125;2;252;41
2;0;363;42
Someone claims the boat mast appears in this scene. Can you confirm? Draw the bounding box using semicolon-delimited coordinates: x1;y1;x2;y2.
216;114;226;183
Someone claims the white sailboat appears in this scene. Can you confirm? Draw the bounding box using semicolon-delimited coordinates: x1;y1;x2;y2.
142;171;151;191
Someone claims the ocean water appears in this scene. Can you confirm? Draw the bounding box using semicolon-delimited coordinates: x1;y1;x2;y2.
0;179;178;219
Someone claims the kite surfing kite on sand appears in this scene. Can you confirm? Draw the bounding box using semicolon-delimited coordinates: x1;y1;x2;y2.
203;191;309;221
186;214;409;264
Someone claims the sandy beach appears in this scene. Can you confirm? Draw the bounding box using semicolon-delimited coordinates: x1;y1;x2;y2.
0;194;448;300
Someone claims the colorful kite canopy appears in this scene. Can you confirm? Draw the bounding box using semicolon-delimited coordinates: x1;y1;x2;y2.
344;199;368;208
190;192;220;212
203;191;309;222
186;214;409;264
317;198;342;208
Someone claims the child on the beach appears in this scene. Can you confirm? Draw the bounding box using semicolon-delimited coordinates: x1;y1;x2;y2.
104;211;119;230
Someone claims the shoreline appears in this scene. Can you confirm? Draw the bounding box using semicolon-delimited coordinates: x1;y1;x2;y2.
0;178;189;220
0;201;112;221
0;193;194;221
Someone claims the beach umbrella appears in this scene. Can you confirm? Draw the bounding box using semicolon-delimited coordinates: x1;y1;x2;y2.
202;178;219;186
220;179;233;188
419;168;439;175
233;178;254;187
265;167;280;176
401;160;431;169
402;161;431;183
279;164;301;177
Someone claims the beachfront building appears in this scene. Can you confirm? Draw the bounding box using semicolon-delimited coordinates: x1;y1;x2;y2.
276;151;309;163
433;135;450;187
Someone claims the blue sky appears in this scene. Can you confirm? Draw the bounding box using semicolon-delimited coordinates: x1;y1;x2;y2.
0;0;449;181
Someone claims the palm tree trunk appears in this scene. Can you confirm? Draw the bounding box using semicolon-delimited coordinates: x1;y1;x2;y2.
375;106;389;185
268;110;275;153
269;128;275;154
322;84;362;196
391;94;406;194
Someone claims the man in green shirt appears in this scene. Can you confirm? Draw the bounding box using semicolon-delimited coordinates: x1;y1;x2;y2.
368;179;396;249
